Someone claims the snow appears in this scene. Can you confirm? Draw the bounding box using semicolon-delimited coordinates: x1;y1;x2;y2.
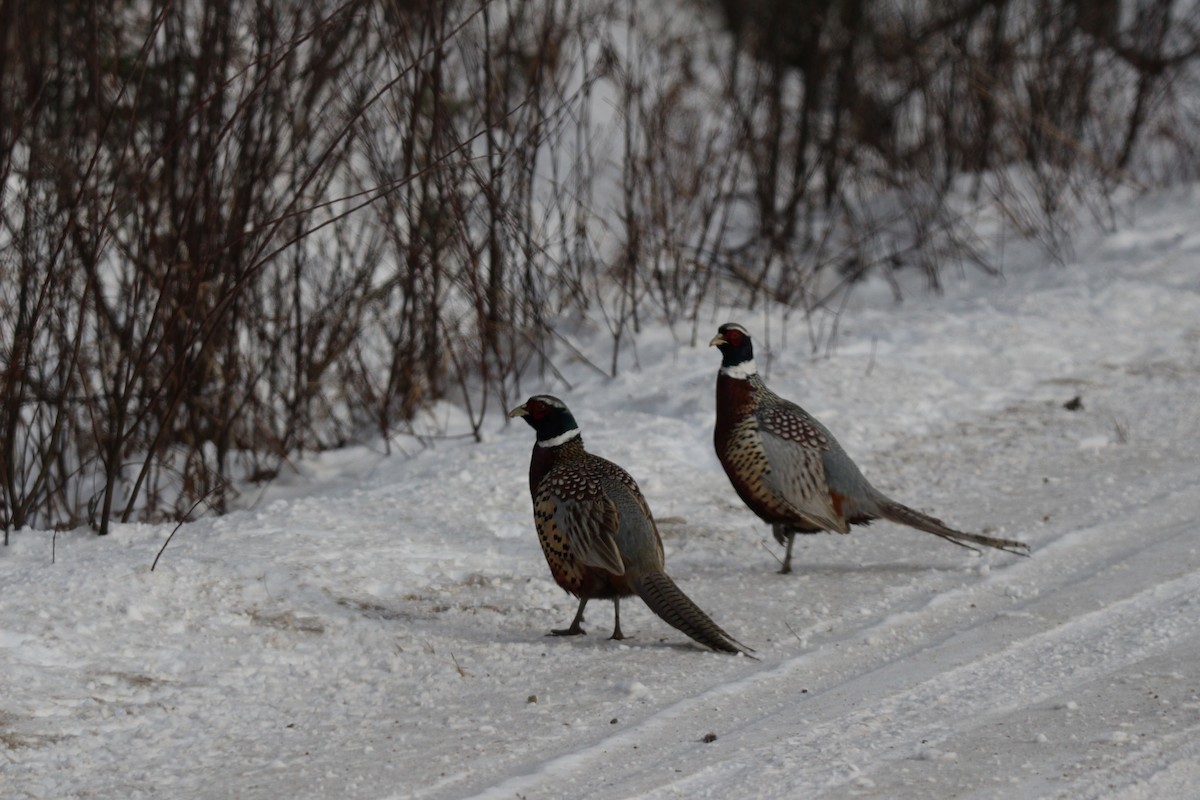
3;186;1200;799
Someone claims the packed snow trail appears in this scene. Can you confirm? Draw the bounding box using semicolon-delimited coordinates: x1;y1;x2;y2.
455;441;1200;800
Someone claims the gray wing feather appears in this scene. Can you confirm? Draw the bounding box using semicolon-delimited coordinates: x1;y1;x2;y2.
536;483;627;576
756;402;851;533
602;472;665;570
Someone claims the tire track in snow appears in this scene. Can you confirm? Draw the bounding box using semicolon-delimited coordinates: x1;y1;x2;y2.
453;473;1200;800
644;524;1200;798
1065;725;1200;800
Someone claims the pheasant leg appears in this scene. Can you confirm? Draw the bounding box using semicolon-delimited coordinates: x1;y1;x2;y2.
781;526;795;574
551;597;588;636
609;598;627;640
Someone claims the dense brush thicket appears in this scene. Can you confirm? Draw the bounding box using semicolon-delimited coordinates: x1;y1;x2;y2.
1;0;1196;534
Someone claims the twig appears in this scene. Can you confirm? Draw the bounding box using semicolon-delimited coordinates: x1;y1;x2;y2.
759;539;784;569
783;620;805;645
151;484;224;571
451;652;471;679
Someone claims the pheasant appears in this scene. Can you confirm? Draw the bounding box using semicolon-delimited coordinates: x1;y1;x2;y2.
709;323;1030;574
510;395;750;655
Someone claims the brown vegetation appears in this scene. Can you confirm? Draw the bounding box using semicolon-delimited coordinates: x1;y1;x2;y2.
1;0;1196;535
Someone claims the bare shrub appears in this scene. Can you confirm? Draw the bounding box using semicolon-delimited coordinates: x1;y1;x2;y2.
1;0;1197;536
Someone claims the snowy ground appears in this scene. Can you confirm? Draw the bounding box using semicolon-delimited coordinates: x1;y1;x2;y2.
3;186;1200;799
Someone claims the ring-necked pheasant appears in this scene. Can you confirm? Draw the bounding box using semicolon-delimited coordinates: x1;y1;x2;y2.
709;323;1030;574
510;395;750;655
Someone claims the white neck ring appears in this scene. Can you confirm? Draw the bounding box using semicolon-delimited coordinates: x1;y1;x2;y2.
720;360;757;380
537;428;581;448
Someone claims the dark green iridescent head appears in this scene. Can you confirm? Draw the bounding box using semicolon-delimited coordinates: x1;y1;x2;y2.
709;323;754;369
509;395;581;445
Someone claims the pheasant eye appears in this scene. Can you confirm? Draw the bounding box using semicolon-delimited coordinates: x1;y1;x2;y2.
528;401;548;419
725;330;743;346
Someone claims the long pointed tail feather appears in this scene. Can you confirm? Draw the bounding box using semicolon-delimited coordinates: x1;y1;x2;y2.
633;572;753;656
880;500;1030;556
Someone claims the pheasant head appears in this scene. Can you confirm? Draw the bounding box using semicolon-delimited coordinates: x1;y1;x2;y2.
509;395;581;447
709;323;757;379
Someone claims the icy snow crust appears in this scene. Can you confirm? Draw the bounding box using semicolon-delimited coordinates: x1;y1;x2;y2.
3;188;1200;798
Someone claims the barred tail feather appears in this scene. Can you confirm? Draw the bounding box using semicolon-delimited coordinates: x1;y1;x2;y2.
881;500;1030;556
633;572;753;656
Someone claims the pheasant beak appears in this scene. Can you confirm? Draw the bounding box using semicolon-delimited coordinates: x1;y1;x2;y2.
508;404;529;418
708;333;726;347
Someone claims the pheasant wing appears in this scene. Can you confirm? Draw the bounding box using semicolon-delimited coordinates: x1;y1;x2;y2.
756;404;850;533
534;477;627;576
605;465;665;566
